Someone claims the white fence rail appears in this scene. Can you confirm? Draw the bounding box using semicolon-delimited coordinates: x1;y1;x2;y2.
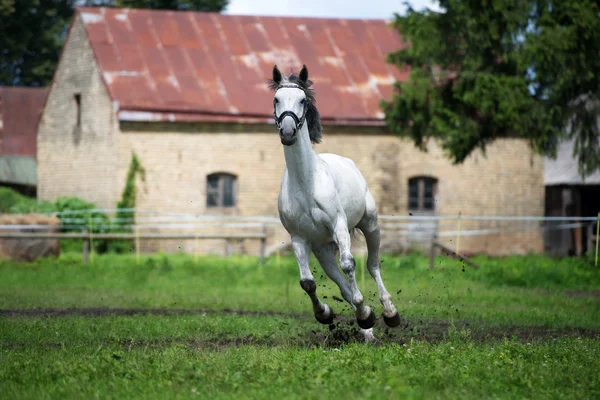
1;209;598;260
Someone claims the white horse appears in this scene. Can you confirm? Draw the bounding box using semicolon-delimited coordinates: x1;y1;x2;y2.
270;64;401;339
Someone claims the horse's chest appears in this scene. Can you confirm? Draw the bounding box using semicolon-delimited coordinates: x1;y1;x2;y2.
279;194;331;241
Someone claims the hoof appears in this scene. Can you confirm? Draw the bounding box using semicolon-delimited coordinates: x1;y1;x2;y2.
315;307;335;325
357;309;377;329
383;312;402;328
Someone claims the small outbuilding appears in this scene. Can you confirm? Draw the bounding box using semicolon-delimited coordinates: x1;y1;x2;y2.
544;138;600;256
0;86;49;196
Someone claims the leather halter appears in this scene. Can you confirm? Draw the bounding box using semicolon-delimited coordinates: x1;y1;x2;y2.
273;84;309;130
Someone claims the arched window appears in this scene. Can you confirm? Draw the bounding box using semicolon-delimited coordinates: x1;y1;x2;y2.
207;173;237;208
408;176;438;212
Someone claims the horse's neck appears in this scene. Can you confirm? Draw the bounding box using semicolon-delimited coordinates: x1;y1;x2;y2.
283;125;318;189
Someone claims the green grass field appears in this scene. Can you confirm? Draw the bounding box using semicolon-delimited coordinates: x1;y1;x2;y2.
1;252;599;399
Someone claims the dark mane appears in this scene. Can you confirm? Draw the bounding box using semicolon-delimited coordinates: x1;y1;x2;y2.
268;69;322;144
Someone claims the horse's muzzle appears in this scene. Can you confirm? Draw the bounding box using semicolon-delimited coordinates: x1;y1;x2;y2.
279;127;297;146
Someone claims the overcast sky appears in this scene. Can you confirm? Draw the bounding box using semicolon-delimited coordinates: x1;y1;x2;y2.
224;0;443;20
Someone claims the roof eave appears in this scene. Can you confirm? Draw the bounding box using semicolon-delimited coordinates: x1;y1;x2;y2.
117;109;388;127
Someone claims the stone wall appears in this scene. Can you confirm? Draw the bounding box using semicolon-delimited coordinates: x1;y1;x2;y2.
37;15;119;210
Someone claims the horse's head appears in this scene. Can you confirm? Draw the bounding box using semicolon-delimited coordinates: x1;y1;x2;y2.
269;64;322;146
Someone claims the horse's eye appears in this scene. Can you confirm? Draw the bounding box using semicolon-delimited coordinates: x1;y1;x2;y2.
274;98;279;104
300;99;306;105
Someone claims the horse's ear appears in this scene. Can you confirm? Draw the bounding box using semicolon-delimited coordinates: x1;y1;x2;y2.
272;65;282;85
299;64;308;83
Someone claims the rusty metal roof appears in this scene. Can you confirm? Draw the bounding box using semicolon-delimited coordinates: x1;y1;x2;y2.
76;7;409;125
0;86;49;157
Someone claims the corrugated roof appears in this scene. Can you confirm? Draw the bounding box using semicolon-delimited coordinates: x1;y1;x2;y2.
544;138;600;185
0;87;49;157
76;7;409;125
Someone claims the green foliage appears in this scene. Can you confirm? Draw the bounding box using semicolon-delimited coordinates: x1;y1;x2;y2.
53;197;112;253
0;186;112;253
0;187;52;213
383;0;600;176
115;152;145;222
0;0;76;86
110;152;145;253
103;0;228;10
0;0;228;86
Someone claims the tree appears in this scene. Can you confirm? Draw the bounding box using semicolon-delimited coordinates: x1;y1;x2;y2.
85;0;228;11
381;1;600;177
0;0;77;86
0;0;228;87
109;0;228;10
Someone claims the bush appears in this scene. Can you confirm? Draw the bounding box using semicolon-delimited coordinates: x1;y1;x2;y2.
52;197;113;254
0;187;117;254
109;153;145;254
0;187;54;214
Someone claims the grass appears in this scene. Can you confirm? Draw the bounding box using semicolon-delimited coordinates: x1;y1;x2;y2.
2;338;599;399
1;252;599;399
1;252;598;329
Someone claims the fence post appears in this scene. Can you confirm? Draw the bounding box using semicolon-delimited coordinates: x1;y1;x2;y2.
588;223;593;258
88;215;94;264
135;224;140;265
429;217;439;271
455;211;462;255
594;213;600;267
429;241;436;271
259;224;266;264
194;233;199;263
134;208;140;265
82;229;89;264
275;226;281;268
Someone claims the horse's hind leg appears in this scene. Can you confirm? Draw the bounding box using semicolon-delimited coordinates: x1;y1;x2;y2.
332;218;376;329
313;242;354;306
313;242;375;342
357;191;401;328
291;236;334;325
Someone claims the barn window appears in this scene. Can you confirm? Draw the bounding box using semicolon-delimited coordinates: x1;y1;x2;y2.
74;93;81;127
408;176;438;212
207;173;237;208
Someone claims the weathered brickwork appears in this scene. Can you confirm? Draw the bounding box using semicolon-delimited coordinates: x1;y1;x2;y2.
37;16;119;209
117;124;544;256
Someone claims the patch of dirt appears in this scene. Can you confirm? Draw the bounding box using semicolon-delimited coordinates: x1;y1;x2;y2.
535;289;600;302
2;307;598;348
0;307;306;319
305;314;600;348
564;290;600;301
1;336;278;352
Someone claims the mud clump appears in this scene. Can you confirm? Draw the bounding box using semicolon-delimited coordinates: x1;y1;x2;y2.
308;319;367;348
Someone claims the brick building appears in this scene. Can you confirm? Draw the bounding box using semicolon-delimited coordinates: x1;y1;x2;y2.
37;7;545;256
0;86;49;196
544;138;600;257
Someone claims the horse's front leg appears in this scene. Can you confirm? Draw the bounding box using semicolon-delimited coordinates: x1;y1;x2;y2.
313;242;375;342
291;236;334;325
333;219;376;329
